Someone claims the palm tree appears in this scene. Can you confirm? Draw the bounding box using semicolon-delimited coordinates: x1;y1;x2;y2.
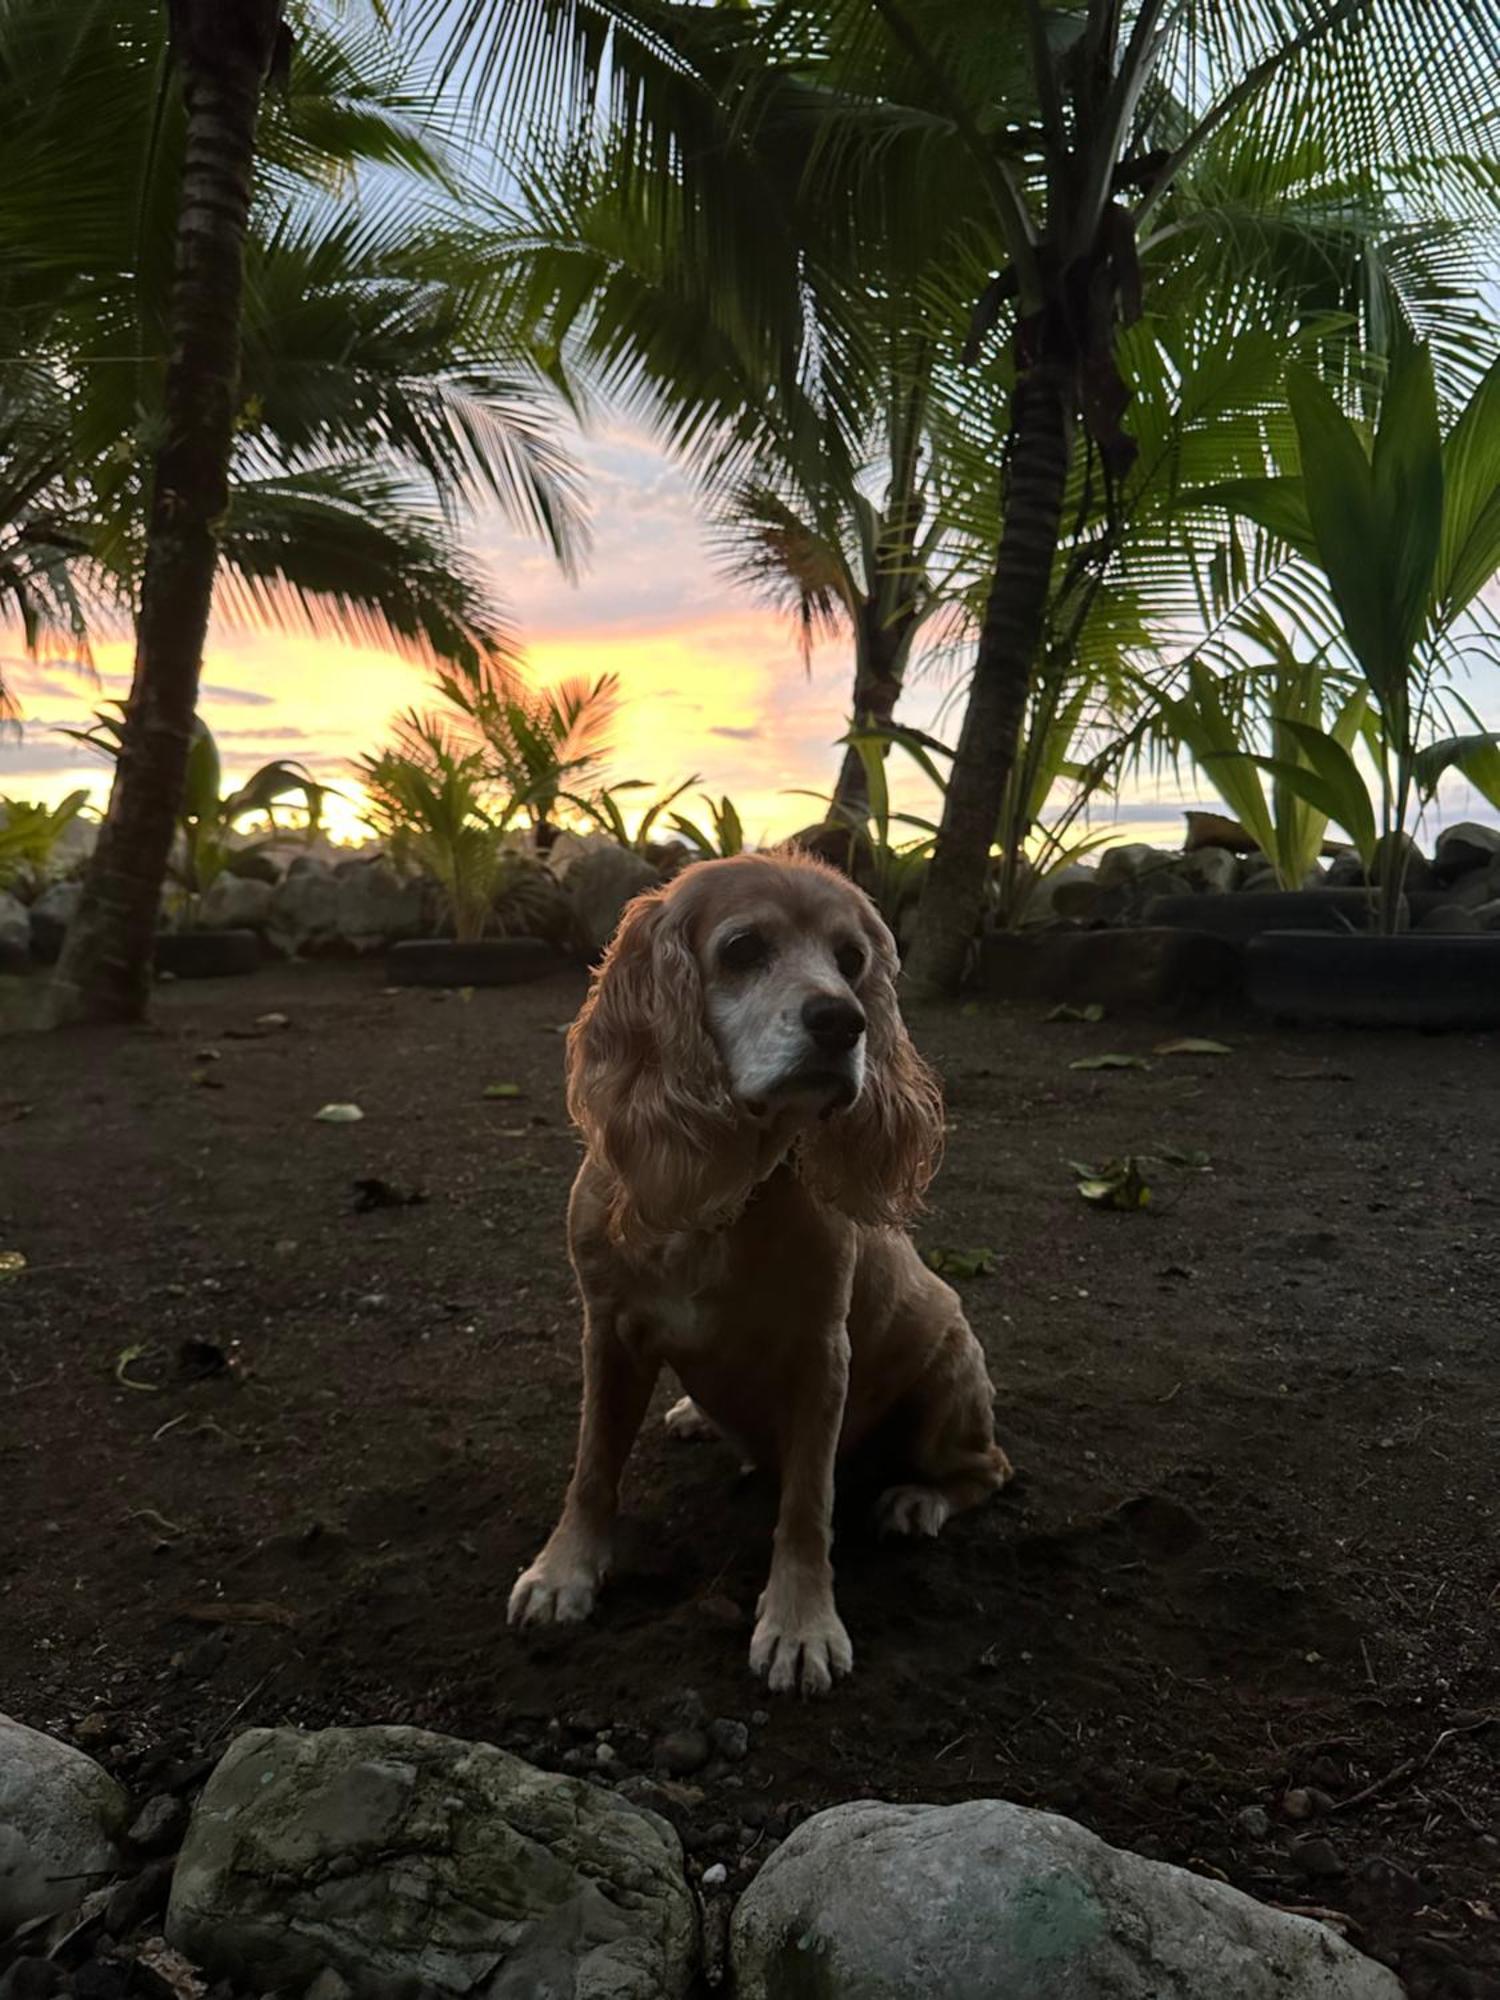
0;0;581;1021
428;0;1499;990
48;0;288;1021
794;0;1500;991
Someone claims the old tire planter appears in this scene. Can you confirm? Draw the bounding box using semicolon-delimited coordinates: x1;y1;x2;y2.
1247;931;1500;1030
386;937;564;987
1143;889;1404;941
155;929;261;979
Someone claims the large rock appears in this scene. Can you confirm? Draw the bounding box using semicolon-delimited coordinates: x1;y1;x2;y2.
266;860;427;956
1095;843;1181;890
1020;863;1098;926
0;1715;127;1933
267;857;340;955
334;859;428;951
1370;830;1435;894
166;1727;696;1999
564;846;661;959
26;880;81;965
0;892;29;972
1435;820;1500;878
1183;810;1257;854
731;1799;1401;2000
1175;846;1239;895
198;873;274;932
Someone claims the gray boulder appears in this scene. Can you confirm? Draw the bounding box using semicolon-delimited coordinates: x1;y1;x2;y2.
1176;846;1238;895
730;1798;1401;2000
27;880;81;964
564;846;661;959
1371;830;1435;894
267;857;340;955
266;860;427;956
1434;820;1500;878
1096;843;1179;890
1021;863;1098;926
0;892;29;972
166;1727;696;2000
0;1715;127;1933
335;859;428;951
198;874;274;932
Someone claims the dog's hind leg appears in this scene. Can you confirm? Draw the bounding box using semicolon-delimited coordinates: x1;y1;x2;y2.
875;1315;1012;1539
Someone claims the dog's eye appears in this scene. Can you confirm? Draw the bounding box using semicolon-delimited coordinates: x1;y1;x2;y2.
719;928;771;972
835;941;866;982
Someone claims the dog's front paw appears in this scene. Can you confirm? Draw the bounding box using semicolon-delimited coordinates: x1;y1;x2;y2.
750;1592;853;1696
507;1551;603;1628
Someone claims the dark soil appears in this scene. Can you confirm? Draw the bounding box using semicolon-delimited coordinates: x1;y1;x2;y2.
2;962;1498;1994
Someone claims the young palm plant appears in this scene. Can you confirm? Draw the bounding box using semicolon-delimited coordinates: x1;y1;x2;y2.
1198;342;1500;930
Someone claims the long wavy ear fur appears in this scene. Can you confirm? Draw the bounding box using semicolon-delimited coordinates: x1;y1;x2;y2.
799;916;945;1227
566;886;753;1246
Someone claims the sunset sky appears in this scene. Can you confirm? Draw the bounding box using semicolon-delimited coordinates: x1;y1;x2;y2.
3;414;1496;851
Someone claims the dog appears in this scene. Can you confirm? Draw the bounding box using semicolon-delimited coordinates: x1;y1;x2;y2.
508;850;1011;1693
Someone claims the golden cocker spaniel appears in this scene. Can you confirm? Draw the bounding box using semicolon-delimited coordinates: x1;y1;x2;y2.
509;850;1011;1693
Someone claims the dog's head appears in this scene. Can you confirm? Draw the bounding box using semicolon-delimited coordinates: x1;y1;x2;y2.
566;851;944;1244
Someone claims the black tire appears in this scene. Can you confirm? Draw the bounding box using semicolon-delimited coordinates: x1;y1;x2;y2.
1246;931;1500;1029
1144;890;1396;942
155;929;261;979
386;937;565;988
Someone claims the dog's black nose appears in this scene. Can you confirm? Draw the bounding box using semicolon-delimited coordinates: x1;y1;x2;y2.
802;993;866;1052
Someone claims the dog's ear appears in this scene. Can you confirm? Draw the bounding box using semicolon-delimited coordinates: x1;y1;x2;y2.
566;886;747;1245
800;917;944;1226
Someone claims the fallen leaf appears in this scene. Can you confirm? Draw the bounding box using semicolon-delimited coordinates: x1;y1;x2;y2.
458;985;475;1003
1069;1054;1151;1072
1150;1146;1213;1173
114;1343;162;1391
1074;1157;1152;1210
0;1249;26;1278
314;1103;364;1123
190;1069;224;1089
1045;1002;1106;1023
923;1246;999;1279
483;1082;522;1099
181;1601;298;1630
255;1012;289;1030
132;1937;207;2000
1155;1037;1233;1056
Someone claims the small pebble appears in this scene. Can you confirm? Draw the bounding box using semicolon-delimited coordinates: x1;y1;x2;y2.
695;1595;745;1628
304;1972;354;2000
127;1792;188;1855
708;1718;749;1762
701;1862;728;1888
1281;1786;1314;1821
595;1742;620;1770
104;1857;174;1937
654;1728;710;1777
1290;1835;1345;1879
1236;1805;1271;1840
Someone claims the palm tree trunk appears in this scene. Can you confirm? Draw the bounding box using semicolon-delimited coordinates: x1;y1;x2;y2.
51;1;282;1025
831;618;904;819
903;361;1074;995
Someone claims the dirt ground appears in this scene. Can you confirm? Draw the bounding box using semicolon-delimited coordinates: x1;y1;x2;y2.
2;960;1498;1994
